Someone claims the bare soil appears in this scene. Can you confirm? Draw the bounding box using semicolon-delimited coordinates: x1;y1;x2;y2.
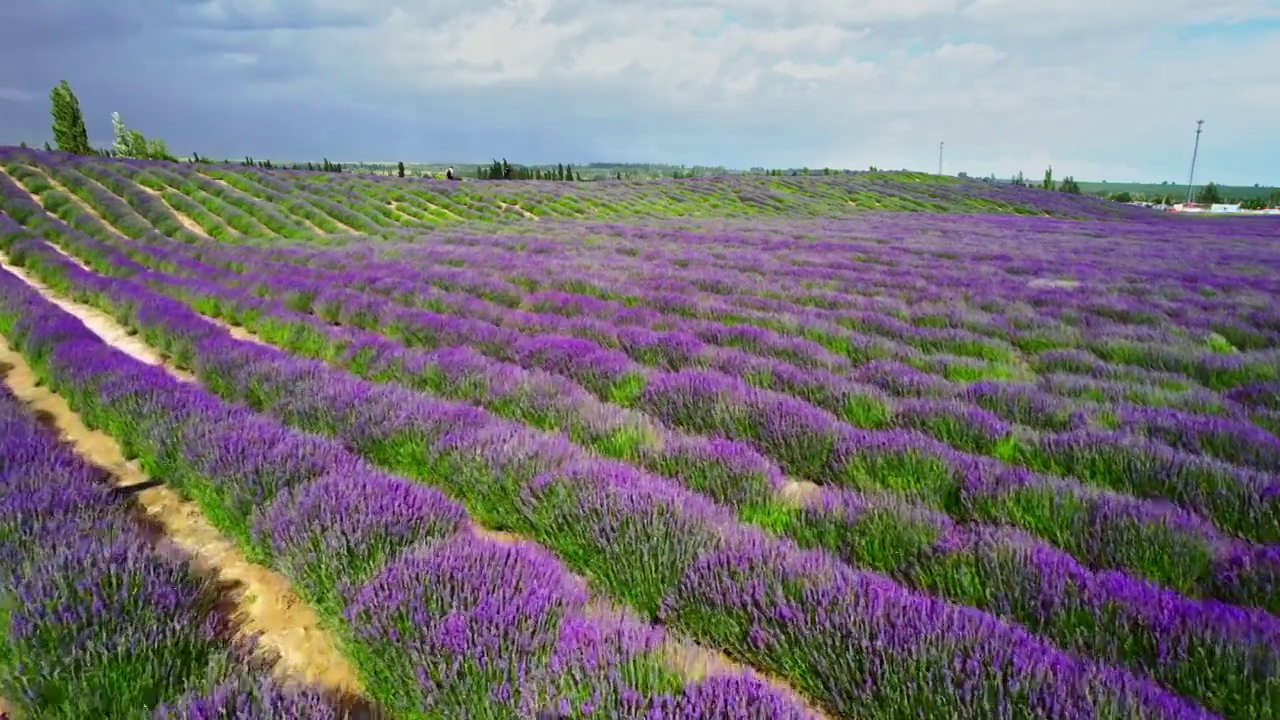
0;253;195;381
777;478;824;507
132;183;214;239
0;268;362;696
0;165;120;239
468;524;831;718
6;244;829;716
499;202;539;220
1027;278;1081;290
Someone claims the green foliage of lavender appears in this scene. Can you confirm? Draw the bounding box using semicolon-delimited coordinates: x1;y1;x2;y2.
0;384;301;718
2;146;1280;719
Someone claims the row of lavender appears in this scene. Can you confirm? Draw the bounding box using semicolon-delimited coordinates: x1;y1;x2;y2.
0;363;343;716
88;166;1272;371
194;235;1280;473
57;218;1280;708
2;146;1161;226
0;256;826;717
91;214;1280;555
12;152;1280;430
4;159;1278;603
2;148;1280;707
2;204;1280;712
23;151;1275;442
6;157;1276;561
35;206;1280;609
324;222;1280;391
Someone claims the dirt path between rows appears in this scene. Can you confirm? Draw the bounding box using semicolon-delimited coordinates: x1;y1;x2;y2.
0;253;195;381
199;173;332;236
499;202;539;220
234;174;365;235
133;183;215;239
0;260;362;698
467;527;830;718
200;314;831;719
380;200;426;227
22;234;829;712
0;164;125;240
409;196;464;221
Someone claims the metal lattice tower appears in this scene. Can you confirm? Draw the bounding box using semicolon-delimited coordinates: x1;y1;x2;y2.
1186;120;1204;204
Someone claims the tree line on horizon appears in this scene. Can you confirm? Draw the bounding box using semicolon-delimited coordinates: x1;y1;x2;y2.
1101;183;1279;209
29;81;1275;203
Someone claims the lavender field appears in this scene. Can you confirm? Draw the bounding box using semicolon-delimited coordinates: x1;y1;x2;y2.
0;146;1277;719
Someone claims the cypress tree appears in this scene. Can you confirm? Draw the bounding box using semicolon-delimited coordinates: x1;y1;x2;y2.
49;80;91;155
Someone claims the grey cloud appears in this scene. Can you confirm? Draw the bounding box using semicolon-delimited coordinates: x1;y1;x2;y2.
0;0;1276;184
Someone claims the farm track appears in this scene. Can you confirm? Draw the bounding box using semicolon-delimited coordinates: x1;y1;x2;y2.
378;200;425;226
0;252;364;698
184;171;333;235
43;222;841;533
422;198;465;220
500;201;540;220
22;169;1280;527
134;182;215;238
35;225;1280;592
0;165;111;233
3;242;834;719
4;148;1278;718
42;227;1274;718
191;244;1278;510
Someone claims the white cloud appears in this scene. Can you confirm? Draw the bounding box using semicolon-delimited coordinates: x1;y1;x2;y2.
773;58;878;82
246;0;1272;181
0;87;40;102
6;0;1276;182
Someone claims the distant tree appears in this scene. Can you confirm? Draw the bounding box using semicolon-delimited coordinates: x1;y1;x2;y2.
147;137;175;161
1042;166;1054;191
18;141;27;148
1196;182;1223;204
1269;188;1280;207
397;161;405;178
557;163;565;181
616;171;622;180
111;111;130;156
575;171;583;181
1059;176;1081;194
1011;171;1026;187
565;163;574;181
1109;191;1132;203
49;80;91;155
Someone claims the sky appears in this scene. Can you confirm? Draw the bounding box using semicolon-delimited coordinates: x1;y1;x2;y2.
1;0;1278;185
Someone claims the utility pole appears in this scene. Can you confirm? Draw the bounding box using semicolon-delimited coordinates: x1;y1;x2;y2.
938;141;943;175
1185;120;1204;204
